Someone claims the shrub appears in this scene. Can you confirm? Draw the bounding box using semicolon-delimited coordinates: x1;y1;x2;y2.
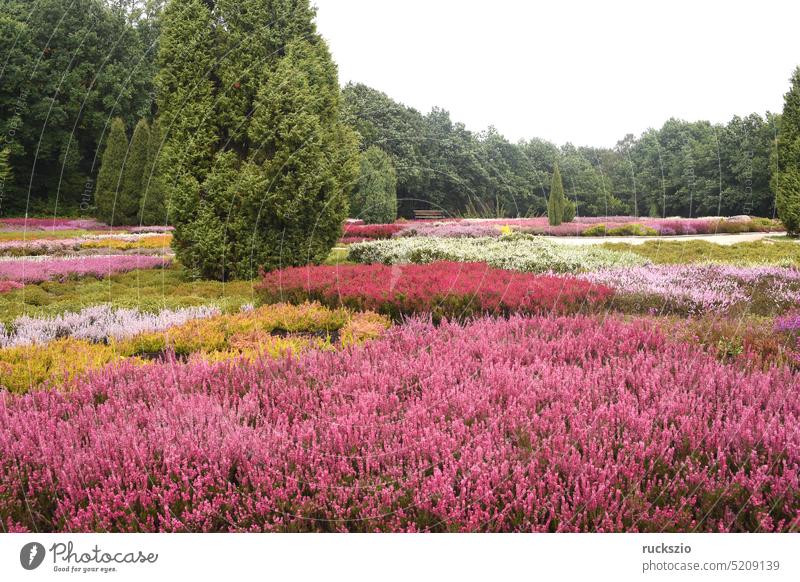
1;315;797;532
119;119;150;225
159;1;358;279
342;223;404;240
348;235;649;273
257;262;613;321
94;118;128;225
607;223;659;236
582;224;608;236
562;198;576;223
774;67;800;235
0;338;120;394
350;146;398;224
139;118;167;226
547;164;565;226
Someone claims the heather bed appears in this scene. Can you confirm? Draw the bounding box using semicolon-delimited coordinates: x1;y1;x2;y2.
379;216;781;239
0;254;172;285
0;315;796;532
258;262;613;321
581;264;800;316
0;303;390;394
347;235;649;273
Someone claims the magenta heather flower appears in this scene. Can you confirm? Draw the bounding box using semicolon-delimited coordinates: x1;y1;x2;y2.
0;315;797;532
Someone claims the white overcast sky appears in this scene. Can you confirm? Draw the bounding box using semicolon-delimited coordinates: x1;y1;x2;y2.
313;0;800;148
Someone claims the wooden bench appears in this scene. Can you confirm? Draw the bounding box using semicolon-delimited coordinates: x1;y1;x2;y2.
413;209;445;220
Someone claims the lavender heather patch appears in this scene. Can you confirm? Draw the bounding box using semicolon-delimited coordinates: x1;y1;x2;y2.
0;305;222;348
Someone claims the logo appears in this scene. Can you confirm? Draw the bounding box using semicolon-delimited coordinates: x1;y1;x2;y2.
20;542;46;570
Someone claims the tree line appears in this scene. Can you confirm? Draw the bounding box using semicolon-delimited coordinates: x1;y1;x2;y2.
342;83;781;220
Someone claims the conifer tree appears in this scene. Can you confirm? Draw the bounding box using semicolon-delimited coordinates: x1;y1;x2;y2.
774;67;800;236
351;146;398;224
94;118;128;225
0;148;12;198
140;118;167;225
157;0;358;279
119;119;150;225
548;164;565;226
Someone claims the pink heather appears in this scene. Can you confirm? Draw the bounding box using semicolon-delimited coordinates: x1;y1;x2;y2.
0;315;797;532
0;254;172;283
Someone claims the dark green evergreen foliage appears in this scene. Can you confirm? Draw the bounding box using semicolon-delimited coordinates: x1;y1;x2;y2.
94;118;129;225
140;118;167;225
0;148;11;195
158;1;358;280
563;197;576;223
344;82;779;220
774;67;800;235
548;164;565;225
351;146;398;224
117;119;150;225
0;0;157;215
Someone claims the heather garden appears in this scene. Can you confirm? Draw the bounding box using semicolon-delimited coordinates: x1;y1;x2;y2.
1;0;800;535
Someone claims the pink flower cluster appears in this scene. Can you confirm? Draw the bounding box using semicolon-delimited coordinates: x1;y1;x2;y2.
0;315;796;532
580;264;800;314
258;262;613;319
342;223;405;241
0;281;23;294
390;217;780;238
0;218;104;231
0;238;84;256
0;255;172;284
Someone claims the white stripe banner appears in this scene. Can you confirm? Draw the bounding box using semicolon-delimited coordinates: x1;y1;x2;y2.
1;533;797;581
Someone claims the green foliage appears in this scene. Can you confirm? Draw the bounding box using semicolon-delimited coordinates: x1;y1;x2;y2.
774;67;800;235
0;266;256;325
0;148;12;204
94;119;129;225
119;119;150;225
351;146;398;224
607;224;659;236
562;198;576;223
582;224;608;236
0;0;157;214
602;239;800;265
158;2;358;280
548;164;565;225
343;83;779;220
140;118;167;225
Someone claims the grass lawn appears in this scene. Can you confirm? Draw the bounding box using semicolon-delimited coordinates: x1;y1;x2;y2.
0;266;257;323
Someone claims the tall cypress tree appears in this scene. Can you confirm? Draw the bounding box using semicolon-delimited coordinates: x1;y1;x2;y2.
0;148;12;204
119;119;150;225
94;118;128;226
774;67;800;236
157;0;358;280
351;146;398;224
140;118;167;226
548;164;565;226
